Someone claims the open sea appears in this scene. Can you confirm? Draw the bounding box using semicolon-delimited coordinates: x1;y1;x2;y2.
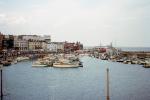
1;56;150;100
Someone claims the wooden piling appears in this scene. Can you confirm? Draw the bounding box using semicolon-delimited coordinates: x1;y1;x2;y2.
106;68;110;100
0;65;3;98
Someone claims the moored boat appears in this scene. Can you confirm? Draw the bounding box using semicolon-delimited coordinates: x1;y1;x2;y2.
32;61;48;67
143;64;150;68
1;61;11;66
53;59;80;68
17;57;29;62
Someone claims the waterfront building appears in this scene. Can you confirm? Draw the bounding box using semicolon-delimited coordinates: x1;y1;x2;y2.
56;42;65;53
64;42;75;53
0;34;84;54
42;41;47;51
14;36;28;51
21;35;51;51
1;35;14;59
47;42;65;53
42;35;51;43
0;32;4;51
74;42;83;50
28;39;44;51
22;35;42;40
22;35;51;42
2;35;14;50
47;42;57;52
64;41;83;53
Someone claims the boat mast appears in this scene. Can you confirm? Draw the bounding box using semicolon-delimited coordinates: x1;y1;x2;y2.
106;68;110;100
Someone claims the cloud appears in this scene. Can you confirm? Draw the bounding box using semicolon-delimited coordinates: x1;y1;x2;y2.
0;13;27;25
0;0;150;46
0;14;6;23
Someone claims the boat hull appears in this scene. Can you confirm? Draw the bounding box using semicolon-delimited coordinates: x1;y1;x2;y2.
32;64;48;67
53;64;79;68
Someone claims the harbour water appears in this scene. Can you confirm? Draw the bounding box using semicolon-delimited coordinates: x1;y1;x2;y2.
2;56;150;100
118;47;150;52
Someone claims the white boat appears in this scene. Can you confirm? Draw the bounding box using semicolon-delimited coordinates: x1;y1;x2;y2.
32;61;48;67
53;59;79;68
53;63;79;68
11;60;17;64
14;60;18;64
16;57;29;62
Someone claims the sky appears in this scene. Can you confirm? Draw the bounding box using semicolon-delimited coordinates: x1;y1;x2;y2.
0;0;150;47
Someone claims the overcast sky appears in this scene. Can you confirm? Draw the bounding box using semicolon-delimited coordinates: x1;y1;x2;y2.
0;0;150;47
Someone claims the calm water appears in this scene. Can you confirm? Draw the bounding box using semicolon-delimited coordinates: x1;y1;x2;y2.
119;47;150;52
2;57;150;100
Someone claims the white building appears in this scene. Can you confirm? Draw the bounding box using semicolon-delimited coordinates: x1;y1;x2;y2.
14;36;28;51
22;35;40;40
42;35;51;43
22;35;51;42
47;42;57;52
57;42;65;52
21;35;51;51
47;42;64;52
42;41;47;51
28;40;43;51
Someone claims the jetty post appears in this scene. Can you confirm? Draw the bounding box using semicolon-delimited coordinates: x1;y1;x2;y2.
106;68;110;100
0;65;3;98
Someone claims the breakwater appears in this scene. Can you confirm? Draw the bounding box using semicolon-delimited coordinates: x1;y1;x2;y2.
121;51;150;58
